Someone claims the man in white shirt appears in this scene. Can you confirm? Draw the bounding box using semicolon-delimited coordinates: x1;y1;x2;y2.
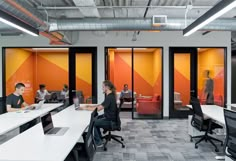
36;84;50;103
119;84;132;108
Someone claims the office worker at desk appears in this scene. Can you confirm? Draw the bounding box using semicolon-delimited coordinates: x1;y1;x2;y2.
7;83;36;132
36;84;51;103
6;83;32;112
81;80;117;147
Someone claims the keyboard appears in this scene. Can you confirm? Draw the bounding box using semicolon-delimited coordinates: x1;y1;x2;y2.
47;128;61;134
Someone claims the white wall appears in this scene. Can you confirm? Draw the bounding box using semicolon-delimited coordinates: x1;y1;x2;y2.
0;31;231;117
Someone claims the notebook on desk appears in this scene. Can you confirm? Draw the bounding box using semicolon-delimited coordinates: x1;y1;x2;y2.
41;112;69;136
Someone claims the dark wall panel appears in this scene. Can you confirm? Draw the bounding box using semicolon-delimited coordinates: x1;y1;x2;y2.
232;50;236;103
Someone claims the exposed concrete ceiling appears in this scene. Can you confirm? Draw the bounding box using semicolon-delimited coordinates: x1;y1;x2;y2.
0;0;236;47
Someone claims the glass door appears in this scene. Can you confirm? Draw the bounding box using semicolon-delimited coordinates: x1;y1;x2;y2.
68;47;97;105
169;47;197;118
133;48;163;119
105;47;163;119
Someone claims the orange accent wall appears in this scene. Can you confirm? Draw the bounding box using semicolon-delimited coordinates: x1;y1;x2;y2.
174;54;190;106
35;53;69;91
198;48;224;102
6;49;35;104
36;52;92;99
108;49;162;97
108;50;115;83
153;49;162;96
6;49;93;103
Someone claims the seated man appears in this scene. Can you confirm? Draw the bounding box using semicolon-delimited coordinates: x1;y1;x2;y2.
60;84;69;100
119;84;133;108
36;84;50;103
6;83;37;132
80;80;118;147
6;83;32;112
60;84;69;107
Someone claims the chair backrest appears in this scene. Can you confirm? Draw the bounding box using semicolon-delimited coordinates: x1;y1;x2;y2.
84;108;98;160
190;97;204;130
115;106;121;129
224;109;236;159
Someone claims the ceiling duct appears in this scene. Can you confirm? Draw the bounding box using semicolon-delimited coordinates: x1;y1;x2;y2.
49;18;236;32
0;0;72;44
0;0;46;29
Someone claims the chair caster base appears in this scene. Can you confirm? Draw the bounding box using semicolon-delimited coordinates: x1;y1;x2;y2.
121;138;124;141
195;145;198;149
122;145;125;148
215;149;219;152
103;147;107;151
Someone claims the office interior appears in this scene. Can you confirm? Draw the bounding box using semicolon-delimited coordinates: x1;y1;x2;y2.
0;0;236;161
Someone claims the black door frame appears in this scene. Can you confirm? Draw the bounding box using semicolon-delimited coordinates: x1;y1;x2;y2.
169;47;197;118
169;47;227;118
104;47;164;120
68;47;97;105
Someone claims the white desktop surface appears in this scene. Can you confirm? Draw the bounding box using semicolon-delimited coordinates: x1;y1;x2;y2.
187;105;225;125
0;105;92;161
0;103;62;118
0;103;62;136
0;117;33;135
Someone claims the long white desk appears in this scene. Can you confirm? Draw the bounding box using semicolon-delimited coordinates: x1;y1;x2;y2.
0;117;34;136
187;105;225;125
0;103;63;136
0;105;92;161
0;103;63;118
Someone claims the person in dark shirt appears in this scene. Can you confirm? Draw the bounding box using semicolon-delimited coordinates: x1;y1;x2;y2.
6;83;32;112
81;80;118;147
6;83;37;132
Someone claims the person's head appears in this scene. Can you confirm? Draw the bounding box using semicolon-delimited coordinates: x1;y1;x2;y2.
204;70;210;78
39;84;46;91
102;80;116;94
15;83;25;95
63;84;68;91
123;84;128;91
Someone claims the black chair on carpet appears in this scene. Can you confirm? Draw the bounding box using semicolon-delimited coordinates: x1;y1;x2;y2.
72;108;98;161
224;109;236;160
102;107;125;151
190;97;223;152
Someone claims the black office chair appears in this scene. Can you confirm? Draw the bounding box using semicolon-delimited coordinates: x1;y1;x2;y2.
190;97;223;152
102;107;125;151
224;109;236;160
72;108;98;161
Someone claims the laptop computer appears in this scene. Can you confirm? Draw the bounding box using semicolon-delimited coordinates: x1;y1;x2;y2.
35;100;45;110
41;112;69;136
24;100;45;111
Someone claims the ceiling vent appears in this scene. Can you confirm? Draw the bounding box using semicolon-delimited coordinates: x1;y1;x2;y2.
152;15;167;26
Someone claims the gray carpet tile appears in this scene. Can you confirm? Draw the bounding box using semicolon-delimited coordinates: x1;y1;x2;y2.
94;119;224;161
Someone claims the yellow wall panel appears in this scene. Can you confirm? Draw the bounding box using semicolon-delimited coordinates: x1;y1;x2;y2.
6;49;31;81
76;54;92;84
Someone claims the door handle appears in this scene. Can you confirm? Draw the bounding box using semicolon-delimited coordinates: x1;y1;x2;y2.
190;90;195;92
71;90;77;92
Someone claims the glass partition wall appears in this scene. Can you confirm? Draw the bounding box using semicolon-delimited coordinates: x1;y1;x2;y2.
169;47;226;118
4;47;97;108
106;47;163;119
5;48;70;104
